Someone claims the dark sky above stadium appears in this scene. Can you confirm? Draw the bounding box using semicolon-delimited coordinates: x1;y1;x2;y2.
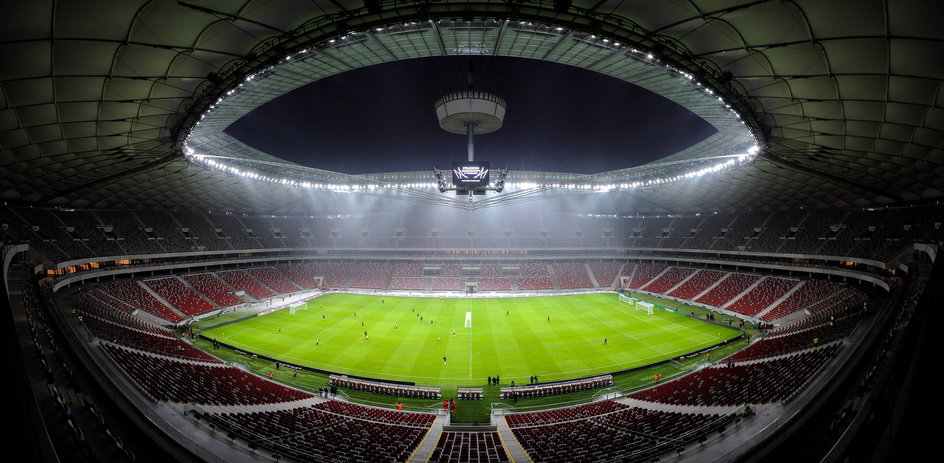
226;56;716;175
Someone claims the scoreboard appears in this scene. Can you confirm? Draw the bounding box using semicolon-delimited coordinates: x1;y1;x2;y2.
434;161;503;198
452;161;490;189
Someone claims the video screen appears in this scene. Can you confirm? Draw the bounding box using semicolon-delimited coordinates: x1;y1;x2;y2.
452;161;490;188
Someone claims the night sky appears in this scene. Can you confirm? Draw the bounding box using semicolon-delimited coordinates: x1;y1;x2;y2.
225;56;716;175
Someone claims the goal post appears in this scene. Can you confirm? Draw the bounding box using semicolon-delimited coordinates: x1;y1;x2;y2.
618;294;635;307
289;301;306;315
619;294;653;314
636;301;654;315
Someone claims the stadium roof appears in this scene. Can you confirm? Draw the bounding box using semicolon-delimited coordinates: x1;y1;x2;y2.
2;0;943;215
222;56;721;176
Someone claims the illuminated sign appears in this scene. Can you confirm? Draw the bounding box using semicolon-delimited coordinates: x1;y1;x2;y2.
452;162;490;188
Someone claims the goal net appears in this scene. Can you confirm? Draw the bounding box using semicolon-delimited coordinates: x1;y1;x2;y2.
289;301;306;315
636;301;654;315
618;294;635;307
619;294;653;314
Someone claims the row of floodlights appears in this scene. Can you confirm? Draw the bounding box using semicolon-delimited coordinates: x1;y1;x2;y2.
183;19;759;187
185;19;756;149
185;145;757;193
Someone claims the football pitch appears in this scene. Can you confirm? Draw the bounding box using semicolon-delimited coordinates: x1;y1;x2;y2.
201;292;741;387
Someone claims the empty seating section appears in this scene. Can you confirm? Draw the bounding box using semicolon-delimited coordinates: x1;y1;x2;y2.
75;290;174;336
351;263;391;289
394;263;423;276
768;299;865;337
171;211;231;251
628;263;668;289
14;207;92;260
727;314;861;362
56;210;124;257
853;208;927;261
682;214;729;249
247;267;302;294
505;400;628;427
727;277;798;316
315;400;436;426
390;277;428;291
237;216;280;248
180;273;242;307
752;210;807;252
102;343;311;405
520;263;549;276
144;277;215;316
516;277;555;291
1;207;29;239
712;211;771;251
804;288;866;317
818;213;861;257
642;266;696;293
83;315;219;362
762;279;842;321
431;278;464;291
481;265;502;277
315;262;355;287
217;270;275;299
5;205;941;262
204;404;431;463
274;263;319;289
480;278;512;291
441;264;463;276
507;402;727;463
97;280;182;322
696;273;760;308
668;270;725;299
75;277;450;462
205;215;258;250
94;210;166;255
1;208;54;257
657;233;686;249
779;210;834;254
430;431;511;463
630;345;839;406
588;262;623;288
552;263;594;289
134;210;190;253
274;218;315;248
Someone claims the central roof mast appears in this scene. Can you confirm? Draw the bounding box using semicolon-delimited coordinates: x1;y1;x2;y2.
433;62;509;206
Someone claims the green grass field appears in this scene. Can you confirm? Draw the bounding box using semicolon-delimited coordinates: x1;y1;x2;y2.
199;292;741;387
